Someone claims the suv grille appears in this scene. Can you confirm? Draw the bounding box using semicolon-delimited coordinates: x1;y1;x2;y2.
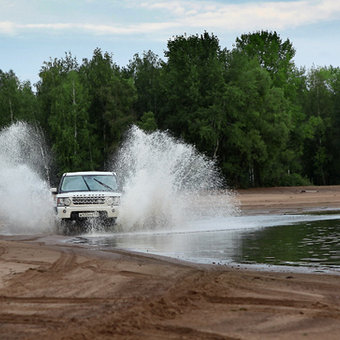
72;195;106;205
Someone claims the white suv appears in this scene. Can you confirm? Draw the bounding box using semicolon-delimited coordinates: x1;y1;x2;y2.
52;171;121;226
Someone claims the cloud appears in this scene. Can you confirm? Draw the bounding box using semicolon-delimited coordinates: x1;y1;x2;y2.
0;21;16;35
0;21;180;36
0;0;339;37
140;0;340;30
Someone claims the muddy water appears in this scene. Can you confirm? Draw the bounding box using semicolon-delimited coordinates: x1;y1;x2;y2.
71;212;340;272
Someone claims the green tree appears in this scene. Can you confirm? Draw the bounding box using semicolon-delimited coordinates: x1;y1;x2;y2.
235;31;296;89
227;31;310;187
0;70;37;127
302;67;337;184
37;54;92;174
81;48;137;165
160;32;228;158
126;50;163;121
329;67;340;183
48;71;92;173
36;53;78;132
221;52;292;187
137;111;157;132
6;32;338;188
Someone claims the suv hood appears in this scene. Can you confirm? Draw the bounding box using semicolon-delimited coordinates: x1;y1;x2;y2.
57;191;121;198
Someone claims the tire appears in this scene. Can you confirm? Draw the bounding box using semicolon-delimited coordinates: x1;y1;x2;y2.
60;219;84;235
103;217;117;231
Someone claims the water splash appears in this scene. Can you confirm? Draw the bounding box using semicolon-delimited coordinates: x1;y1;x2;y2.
113;126;239;231
0;122;55;234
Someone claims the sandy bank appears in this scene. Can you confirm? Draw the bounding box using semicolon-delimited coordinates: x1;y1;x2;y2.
238;185;340;214
1;186;340;339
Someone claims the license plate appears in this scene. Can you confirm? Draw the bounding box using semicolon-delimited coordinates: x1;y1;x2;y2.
79;212;100;218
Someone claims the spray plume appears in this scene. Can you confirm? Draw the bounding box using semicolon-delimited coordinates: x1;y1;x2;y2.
113;126;238;231
0;122;55;234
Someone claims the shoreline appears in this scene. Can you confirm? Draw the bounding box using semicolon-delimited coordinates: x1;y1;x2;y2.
237;185;340;213
1;186;340;339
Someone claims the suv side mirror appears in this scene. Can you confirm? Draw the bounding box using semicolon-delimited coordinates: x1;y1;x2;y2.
50;188;58;195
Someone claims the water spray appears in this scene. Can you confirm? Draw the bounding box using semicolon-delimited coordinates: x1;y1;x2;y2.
0;122;55;234
113;126;238;231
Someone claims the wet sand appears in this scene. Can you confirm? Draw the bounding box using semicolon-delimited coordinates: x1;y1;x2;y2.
1;186;340;339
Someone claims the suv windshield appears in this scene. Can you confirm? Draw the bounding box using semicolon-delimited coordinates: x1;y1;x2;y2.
60;175;118;192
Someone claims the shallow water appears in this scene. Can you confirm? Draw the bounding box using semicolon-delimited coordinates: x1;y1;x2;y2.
70;212;340;272
2;123;337;272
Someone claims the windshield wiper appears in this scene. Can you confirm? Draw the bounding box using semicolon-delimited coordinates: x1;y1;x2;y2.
82;176;92;191
93;178;114;191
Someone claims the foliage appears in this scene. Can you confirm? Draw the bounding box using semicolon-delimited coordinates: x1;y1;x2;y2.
81;48;137;167
126;50;163;121
137;111;157;132
36;55;93;174
160;32;228;160
0;70;37;126
1;31;340;187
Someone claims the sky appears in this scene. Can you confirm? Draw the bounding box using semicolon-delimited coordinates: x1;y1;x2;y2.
1;0;340;87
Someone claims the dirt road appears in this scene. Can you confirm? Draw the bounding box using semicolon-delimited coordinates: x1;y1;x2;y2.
1;186;340;339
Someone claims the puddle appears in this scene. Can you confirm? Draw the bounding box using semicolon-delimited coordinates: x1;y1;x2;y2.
69;213;340;272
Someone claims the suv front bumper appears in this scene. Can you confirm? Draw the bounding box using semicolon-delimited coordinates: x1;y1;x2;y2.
56;205;118;220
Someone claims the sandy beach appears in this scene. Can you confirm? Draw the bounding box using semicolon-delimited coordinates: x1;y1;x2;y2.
1;186;340;339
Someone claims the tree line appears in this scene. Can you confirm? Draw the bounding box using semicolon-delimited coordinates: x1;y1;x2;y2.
1;31;340;188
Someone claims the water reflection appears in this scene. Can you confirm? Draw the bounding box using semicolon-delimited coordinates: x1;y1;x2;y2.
235;219;340;268
71;215;340;271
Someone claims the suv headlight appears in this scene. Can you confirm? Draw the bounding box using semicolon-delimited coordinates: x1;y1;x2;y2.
57;197;71;207
106;196;120;206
